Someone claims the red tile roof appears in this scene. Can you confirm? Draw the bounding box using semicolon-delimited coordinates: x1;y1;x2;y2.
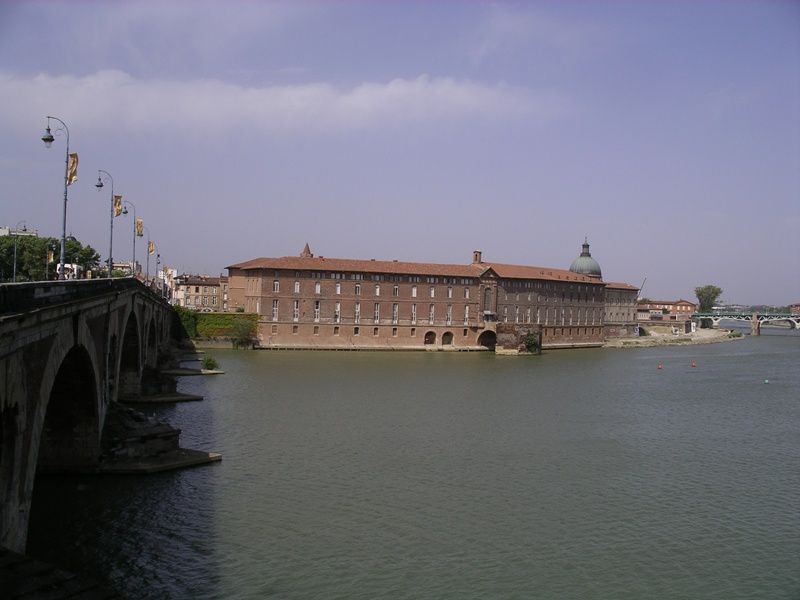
604;281;639;290
227;256;484;278
228;254;606;284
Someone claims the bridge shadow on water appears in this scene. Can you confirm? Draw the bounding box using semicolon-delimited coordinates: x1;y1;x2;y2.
26;371;223;600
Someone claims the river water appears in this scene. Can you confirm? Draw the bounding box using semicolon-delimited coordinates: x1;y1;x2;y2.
28;331;800;599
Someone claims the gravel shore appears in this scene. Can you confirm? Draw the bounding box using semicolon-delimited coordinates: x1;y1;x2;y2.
604;327;742;349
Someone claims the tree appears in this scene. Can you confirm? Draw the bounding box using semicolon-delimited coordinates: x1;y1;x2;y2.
695;285;723;313
0;234;100;282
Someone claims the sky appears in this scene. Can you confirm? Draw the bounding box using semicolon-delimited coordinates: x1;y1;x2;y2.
1;1;798;305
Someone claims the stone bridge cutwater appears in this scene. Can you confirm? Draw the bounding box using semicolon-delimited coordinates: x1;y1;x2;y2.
0;279;213;553
693;312;800;335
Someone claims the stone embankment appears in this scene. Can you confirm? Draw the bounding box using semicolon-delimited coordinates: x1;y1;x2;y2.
604;328;742;349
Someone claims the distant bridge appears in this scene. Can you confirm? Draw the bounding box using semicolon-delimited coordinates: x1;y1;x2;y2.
693;312;799;335
0;279;180;552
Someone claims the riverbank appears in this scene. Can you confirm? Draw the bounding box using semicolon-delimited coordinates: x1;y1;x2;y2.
604;327;741;349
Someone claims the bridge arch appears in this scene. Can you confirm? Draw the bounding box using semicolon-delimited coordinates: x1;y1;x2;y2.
118;310;142;400
38;345;101;470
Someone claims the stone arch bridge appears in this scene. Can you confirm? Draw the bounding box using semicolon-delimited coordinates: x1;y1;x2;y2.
0;279;182;552
693;312;800;335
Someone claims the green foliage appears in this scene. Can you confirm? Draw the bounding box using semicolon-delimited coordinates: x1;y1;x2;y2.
174;306;198;338
0;234;100;282
522;333;539;353
201;355;219;370
695;285;723;313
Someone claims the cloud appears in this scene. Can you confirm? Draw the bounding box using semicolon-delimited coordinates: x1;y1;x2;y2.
0;70;570;135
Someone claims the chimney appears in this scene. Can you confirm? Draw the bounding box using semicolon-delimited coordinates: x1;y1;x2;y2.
472;250;482;264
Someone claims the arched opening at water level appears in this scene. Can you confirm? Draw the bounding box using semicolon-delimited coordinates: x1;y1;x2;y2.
424;331;436;345
38;345;100;470
118;312;141;400
477;331;497;350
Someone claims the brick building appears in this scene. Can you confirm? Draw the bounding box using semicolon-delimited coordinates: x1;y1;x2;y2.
173;274;229;312
227;242;639;350
636;299;697;321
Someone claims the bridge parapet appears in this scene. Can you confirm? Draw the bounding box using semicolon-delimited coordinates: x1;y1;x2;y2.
0;278;167;316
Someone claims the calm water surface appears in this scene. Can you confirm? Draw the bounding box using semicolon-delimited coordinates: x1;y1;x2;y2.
29;332;800;599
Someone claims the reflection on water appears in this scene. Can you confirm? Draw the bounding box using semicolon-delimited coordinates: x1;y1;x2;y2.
28;332;800;599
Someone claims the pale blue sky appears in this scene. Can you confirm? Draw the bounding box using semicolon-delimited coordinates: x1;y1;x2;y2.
1;1;798;304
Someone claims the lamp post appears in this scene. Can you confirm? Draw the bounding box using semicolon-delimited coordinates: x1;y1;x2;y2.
121;200;138;277
156;253;162;297
12;220;27;282
95;170;116;277
40;116;70;280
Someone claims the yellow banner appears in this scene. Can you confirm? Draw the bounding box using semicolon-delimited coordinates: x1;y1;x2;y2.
114;195;123;217
135;218;144;237
148;240;155;255
47;250;54;263
67;153;78;185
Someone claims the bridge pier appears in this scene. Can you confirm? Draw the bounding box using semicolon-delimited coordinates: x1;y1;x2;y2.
751;313;760;336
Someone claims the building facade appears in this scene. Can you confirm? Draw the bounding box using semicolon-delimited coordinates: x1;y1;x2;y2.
173;274;229;312
227;243;639;350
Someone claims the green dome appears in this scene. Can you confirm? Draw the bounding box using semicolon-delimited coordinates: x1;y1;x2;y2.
569;239;602;278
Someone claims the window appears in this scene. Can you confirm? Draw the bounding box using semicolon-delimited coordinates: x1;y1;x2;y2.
447;287;453;298
292;325;298;334
411;327;416;336
411;285;417;298
392;303;399;324
334;301;341;323
393;285;399;297
392;327;398;337
212;297;217;306
463;328;468;336
314;300;321;322
293;299;299;322
272;299;279;321
294;281;300;293
464;288;470;299
354;302;361;324
429;304;435;324
375;284;381;296
314;326;319;335
334;326;340;336
446;305;453;325
464;305;469;325
315;281;321;294
430;286;435;298
271;324;278;334
195;286;199;293
354;326;360;336
515;305;519;324
503;306;508;323
273;280;279;292
335;282;341;295
373;327;379;336
411;303;417;325
374;302;380;323
355;284;361;295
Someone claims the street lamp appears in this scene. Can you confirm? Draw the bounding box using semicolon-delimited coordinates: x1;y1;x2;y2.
12;220;27;283
121;200;138;277
95;170;116;278
41;116;70;280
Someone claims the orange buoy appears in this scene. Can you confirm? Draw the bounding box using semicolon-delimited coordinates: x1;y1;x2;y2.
691;361;696;368
657;363;663;370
